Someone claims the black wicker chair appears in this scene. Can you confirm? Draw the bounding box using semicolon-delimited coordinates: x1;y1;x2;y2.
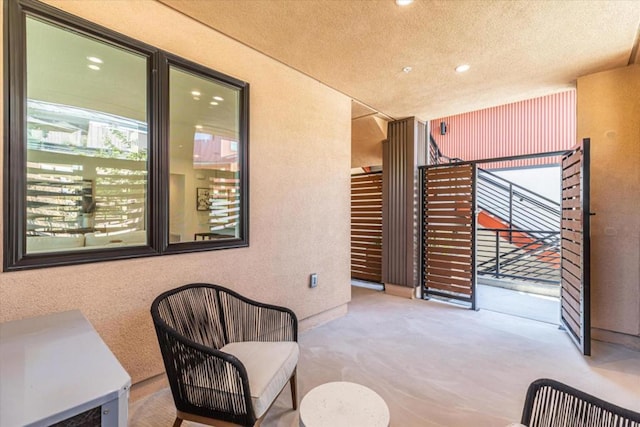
521;378;640;427
151;283;299;427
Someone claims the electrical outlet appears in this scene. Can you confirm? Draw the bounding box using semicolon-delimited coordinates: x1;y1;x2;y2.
310;273;318;288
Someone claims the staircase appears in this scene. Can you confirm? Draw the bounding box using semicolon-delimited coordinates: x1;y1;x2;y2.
429;135;561;284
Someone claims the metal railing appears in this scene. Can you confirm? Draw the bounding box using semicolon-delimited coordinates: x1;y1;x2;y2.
430;134;561;235
428;133;561;284
429;134;463;165
477;228;560;283
477;168;560;236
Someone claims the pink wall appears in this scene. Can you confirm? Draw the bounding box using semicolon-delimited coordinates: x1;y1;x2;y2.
430;91;576;169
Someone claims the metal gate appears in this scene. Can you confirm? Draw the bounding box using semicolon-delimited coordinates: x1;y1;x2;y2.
420;164;477;308
351;172;383;282
560;138;591;355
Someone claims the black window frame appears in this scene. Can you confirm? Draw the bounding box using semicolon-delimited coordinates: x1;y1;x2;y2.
3;0;250;271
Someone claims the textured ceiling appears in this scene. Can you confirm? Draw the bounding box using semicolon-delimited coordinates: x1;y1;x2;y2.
159;0;640;121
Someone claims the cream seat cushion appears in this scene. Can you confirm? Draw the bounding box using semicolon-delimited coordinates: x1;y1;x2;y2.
221;341;299;418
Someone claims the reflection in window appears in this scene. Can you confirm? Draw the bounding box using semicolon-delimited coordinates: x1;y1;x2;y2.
25;16;148;253
6;1;249;269
193;133;238;168
169;66;242;243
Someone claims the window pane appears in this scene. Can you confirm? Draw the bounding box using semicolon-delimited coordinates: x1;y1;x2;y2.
168;66;241;243
25;17;148;254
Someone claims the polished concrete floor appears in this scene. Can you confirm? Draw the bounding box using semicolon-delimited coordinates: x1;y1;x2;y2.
130;286;640;427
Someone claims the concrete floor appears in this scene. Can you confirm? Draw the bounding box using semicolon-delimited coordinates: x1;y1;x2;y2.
130;286;640;427
352;278;561;325
477;284;560;325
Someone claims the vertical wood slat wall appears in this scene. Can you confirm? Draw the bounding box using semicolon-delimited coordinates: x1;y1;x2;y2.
351;172;383;282
560;148;584;342
430;90;576;169
382;118;426;288
422;164;475;300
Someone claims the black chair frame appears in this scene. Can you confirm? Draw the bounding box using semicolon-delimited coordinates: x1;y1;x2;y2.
151;283;298;427
522;378;640;427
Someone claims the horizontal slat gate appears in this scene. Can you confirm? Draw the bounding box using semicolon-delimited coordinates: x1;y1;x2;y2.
351;172;382;282
561;139;591;355
422;164;476;306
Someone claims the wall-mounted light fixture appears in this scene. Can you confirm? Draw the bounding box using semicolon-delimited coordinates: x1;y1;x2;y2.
440;121;447;135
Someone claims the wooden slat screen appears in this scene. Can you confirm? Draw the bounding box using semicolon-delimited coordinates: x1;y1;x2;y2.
351;172;382;282
26;161;86;235
560;139;590;355
95;166;147;233
208;174;240;233
422;164;475;303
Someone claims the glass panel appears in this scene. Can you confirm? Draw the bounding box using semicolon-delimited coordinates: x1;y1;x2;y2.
168;66;241;243
25;17;148;254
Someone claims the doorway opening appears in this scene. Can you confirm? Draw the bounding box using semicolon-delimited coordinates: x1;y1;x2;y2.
420;139;591;354
475;163;562;325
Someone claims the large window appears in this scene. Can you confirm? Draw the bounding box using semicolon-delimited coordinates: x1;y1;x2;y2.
4;0;249;270
168;65;243;245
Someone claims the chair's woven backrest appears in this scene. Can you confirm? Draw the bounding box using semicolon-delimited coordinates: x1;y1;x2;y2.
218;290;297;344
151;284;255;425
522;378;640;427
153;284;227;349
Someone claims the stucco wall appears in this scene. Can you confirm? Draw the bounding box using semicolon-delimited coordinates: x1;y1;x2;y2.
0;0;352;387
577;65;640;337
351;115;387;168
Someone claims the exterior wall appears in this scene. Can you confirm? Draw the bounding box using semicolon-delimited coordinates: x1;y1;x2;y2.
430;91;576;168
577;65;640;338
351;115;387;168
0;0;352;390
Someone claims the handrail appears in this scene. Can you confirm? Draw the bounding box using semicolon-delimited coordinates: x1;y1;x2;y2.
429;133;464;164
480;228;561;234
477;176;559;233
429;134;559;210
478;168;559;207
477;228;560;283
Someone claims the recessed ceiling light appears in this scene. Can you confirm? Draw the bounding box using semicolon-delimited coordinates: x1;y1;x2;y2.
87;56;103;64
396;0;413;5
210;101;219;106
195;125;203;129
193;97;200;101
213;96;224;101
402;66;412;73
88;64;100;71
191;91;201;96
455;64;470;73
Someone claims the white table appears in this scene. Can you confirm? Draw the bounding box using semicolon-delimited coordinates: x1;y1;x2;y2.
299;381;390;427
0;310;130;427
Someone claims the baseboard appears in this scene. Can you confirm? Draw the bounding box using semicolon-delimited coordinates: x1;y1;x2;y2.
299;303;348;332
384;283;416;299
592;328;640;351
130;373;168;402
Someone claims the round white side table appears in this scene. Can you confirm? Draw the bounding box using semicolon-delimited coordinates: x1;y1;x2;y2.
299;381;390;427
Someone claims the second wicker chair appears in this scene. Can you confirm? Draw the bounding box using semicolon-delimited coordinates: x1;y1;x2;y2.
521;378;640;427
151;283;299;427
